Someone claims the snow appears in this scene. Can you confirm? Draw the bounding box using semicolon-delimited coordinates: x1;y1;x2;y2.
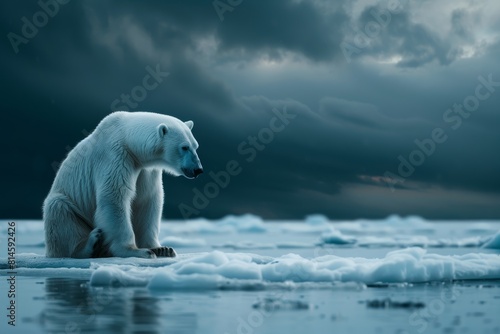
321;228;356;245
3;248;499;290
90;266;148;287
1;215;499;290
159;236;207;247
482;231;500;249
213;242;277;250
321;229;488;248
163;214;268;234
215;214;267;233
304;214;330;225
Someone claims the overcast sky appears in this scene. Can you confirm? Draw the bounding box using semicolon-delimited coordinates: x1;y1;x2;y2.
1;0;499;220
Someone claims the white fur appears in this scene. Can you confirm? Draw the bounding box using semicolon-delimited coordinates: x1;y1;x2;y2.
43;111;202;258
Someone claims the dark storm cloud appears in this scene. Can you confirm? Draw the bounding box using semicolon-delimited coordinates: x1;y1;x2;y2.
83;0;350;63
343;6;452;67
451;9;473;41
213;1;348;62
339;2;498;68
1;0;499;220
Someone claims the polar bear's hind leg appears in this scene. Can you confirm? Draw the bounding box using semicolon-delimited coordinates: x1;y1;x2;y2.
44;193;94;258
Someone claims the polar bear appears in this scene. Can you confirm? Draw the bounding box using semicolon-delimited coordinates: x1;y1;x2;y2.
43;111;203;258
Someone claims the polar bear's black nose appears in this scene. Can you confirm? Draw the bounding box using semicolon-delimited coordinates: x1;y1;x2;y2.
194;168;203;177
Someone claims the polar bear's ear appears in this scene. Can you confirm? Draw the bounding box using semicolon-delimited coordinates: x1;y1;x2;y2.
185;120;194;130
158;124;168;137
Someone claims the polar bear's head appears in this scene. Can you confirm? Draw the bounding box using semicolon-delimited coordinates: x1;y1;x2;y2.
155;118;203;179
115;112;203;178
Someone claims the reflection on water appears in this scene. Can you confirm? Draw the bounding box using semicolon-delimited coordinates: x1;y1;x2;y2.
39;278;197;333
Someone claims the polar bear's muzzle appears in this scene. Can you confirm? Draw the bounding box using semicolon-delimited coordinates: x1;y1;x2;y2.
182;167;204;179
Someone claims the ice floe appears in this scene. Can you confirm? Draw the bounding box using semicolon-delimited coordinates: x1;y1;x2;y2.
2;248;499;289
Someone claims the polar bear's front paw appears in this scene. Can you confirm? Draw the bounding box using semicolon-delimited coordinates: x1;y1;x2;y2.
150;246;176;258
110;245;157;258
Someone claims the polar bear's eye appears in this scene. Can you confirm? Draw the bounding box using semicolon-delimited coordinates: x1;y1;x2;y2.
181;146;189;151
